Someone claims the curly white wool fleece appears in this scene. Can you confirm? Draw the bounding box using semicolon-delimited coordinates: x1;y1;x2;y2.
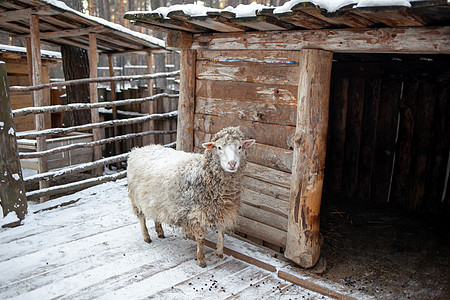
127;129;245;236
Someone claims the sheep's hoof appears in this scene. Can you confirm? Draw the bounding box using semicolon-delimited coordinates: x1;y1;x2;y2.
157;234;165;239
216;252;224;259
144;237;152;243
198;260;207;268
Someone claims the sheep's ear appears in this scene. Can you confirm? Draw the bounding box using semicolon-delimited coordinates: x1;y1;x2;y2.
202;142;215;150
243;139;256;149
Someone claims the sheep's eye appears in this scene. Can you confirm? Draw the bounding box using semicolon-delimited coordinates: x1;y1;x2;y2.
217;146;222;150
238;146;242;150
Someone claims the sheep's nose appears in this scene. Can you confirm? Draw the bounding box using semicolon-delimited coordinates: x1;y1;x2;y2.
229;161;237;169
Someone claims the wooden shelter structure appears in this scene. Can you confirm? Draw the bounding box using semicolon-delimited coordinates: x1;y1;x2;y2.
126;1;450;268
0;0;168;191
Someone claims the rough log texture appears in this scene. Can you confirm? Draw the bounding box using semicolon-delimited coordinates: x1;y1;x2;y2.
192;26;450;54
176;49;196;152
285;49;333;268
30;14;49;199
0;62;27;221
89;33;102;174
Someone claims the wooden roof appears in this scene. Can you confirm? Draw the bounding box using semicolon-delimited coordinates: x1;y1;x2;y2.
0;0;167;54
124;1;450;34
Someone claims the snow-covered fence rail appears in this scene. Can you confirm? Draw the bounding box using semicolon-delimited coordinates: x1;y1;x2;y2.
1;67;179;222
16;110;178;139
9;71;180;94
12;93;179;117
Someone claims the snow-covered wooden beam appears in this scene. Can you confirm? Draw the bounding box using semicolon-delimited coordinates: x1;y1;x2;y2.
9;70;180;94
26;171;127;201
191;26;450;54
16;111;178;139
12;93;179;117
24;153;130;184
19;130;177;159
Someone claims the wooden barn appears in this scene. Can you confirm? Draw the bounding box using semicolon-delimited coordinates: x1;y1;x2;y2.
0;44;59;132
126;1;450;268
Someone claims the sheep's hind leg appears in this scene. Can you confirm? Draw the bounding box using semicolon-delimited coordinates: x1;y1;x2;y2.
216;228;225;259
154;221;165;238
195;233;207;268
137;212;151;243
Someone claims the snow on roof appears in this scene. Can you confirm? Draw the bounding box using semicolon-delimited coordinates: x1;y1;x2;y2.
40;0;165;49
132;0;430;18
0;44;62;59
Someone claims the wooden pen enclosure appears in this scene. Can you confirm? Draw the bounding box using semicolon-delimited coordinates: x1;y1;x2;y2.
326;54;450;214
193;50;298;250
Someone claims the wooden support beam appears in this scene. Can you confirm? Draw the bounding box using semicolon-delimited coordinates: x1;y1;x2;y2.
142;51;155;145
89;33;102;175
0;62;27;223
285;49;333;268
107;54;121;165
191;26;450;54
29;14;49;202
166;31;193;50
176;49;196;152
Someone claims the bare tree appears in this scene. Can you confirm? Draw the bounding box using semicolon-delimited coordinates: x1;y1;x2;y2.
60;0;91;127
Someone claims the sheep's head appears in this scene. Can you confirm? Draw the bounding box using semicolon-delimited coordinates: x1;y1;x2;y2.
202;127;255;173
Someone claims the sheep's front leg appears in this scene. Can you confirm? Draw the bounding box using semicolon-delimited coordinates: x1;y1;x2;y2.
137;212;151;243
216;228;225;259
195;233;207;268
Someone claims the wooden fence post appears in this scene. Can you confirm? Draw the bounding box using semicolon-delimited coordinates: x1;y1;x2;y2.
142;51;155;146
89;33;102;175
284;49;333;268
0;62;27;223
107;54;121;165
176;49;196;152
29;14;49;201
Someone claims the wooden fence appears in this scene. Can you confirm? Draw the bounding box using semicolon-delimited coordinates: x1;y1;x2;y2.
0;62;179;225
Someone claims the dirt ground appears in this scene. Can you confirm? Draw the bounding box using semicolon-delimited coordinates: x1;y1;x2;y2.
318;198;450;300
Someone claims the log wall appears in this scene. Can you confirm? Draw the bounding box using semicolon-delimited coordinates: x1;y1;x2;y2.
193;50;299;251
325;56;450;214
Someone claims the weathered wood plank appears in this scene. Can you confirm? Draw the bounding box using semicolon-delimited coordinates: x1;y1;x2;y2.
195;97;297;126
194;114;295;150
325;77;349;195
285;49;332;268
370;80;401;204
341;78;365;198
356;78;381;201
352;6;427;27
176;49;196;152
243;176;290;202
241;202;288;232
245;162;291;189
192;26;450;54
196;51;300;85
196;80;297;106
236;216;287;248
242;188;289;218
89;33;102;175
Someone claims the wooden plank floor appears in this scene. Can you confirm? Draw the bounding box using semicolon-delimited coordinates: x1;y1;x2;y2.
0;179;365;299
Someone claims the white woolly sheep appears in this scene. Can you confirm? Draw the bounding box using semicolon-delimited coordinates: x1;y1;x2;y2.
127;126;255;267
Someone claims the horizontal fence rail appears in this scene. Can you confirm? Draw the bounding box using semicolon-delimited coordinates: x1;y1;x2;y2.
19;130;177;159
13;93;179;117
16;111;178;139
9;71;181;94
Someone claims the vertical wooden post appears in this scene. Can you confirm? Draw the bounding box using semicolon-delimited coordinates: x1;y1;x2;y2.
176;49;196;152
285;49;333;268
0;62;27;223
107;54;121;164
89;33;102;175
142;51;155;145
29;15;49;202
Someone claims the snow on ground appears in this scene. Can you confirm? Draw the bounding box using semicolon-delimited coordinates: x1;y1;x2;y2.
0;178;369;299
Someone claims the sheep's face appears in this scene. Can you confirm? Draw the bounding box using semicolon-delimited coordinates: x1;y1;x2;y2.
203;139;255;173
